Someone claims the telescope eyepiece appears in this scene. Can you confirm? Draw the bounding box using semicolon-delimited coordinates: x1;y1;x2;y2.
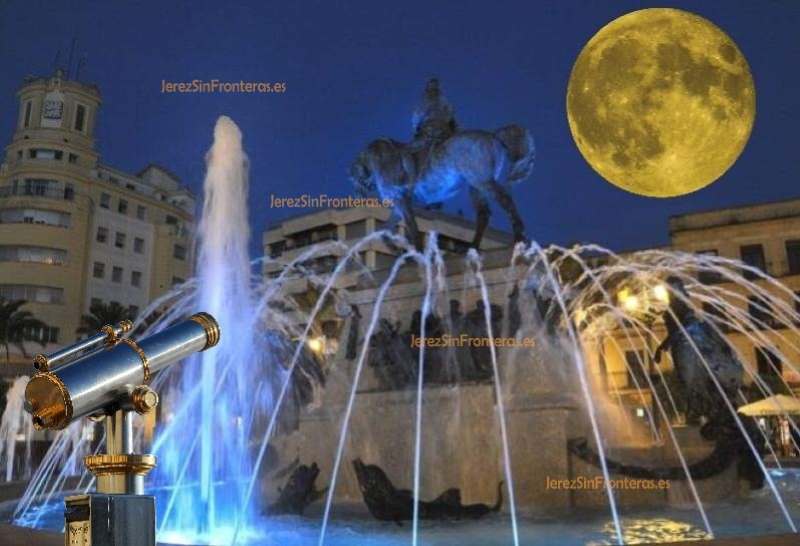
189;312;221;350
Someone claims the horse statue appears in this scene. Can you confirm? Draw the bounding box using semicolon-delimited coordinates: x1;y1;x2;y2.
350;79;535;250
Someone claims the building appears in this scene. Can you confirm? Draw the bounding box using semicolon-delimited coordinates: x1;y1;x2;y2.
0;70;194;372
263;205;513;281
598;198;800;420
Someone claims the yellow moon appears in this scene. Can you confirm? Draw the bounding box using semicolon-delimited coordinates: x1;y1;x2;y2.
566;8;755;197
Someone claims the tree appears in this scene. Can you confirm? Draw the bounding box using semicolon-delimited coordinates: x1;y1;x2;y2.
77;301;132;337
0;299;49;363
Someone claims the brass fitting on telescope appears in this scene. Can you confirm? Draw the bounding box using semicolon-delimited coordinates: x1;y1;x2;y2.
101;319;134;346
84;454;157;495
190;312;221;350
131;385;159;415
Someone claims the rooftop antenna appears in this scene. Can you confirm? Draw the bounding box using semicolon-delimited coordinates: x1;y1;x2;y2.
52;48;62;74
75;53;88;81
66;37;77;79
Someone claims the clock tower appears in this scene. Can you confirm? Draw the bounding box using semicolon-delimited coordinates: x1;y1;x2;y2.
8;68;102;168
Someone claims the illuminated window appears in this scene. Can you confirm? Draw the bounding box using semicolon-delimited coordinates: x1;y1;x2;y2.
0;245;66;265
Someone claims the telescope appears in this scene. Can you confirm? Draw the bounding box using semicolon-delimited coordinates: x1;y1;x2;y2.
24;312;220;546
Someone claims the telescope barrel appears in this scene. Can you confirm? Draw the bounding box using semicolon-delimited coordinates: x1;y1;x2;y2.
25;312;220;430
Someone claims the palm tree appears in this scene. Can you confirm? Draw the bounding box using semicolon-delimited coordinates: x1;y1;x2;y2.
77;301;132;337
0;299;49;363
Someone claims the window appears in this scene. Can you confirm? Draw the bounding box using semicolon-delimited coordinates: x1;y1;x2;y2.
128;305;139;318
131;270;142;287
93;262;105;279
100;193;110;209
755;347;782;380
21;325;59;344
16;150;22;160
112;266;123;283
22;100;32;128
9;179;72;201
740;244;766;278
118;199;128;215
115;232;126;249
126;183;136;191
625;350;651;388
0;245;66;265
68;153;78;164
166;215;178;226
28;148;63;160
74;104;86;132
269;241;285;258
697;249;722;284
786;240;800;275
172;276;185;286
748;295;774;328
96;226;108;243
702;302;730;333
134;237;144;254
0;284;63;304
136;205;146;220
0;208;70;228
345;220;366;239
173;244;186;260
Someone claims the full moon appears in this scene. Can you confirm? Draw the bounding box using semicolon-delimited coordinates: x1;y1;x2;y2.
566;8;755;197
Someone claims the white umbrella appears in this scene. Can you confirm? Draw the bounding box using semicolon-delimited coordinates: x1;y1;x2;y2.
737;394;800;417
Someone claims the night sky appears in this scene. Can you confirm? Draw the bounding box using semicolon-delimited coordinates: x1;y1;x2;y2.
0;1;797;256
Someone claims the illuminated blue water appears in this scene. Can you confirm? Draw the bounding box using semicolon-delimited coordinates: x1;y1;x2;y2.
8;468;800;545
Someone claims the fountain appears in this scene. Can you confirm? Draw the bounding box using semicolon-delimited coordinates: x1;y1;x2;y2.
1;82;800;546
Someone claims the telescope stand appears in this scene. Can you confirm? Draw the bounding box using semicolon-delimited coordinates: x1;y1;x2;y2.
65;407;157;546
24;314;220;546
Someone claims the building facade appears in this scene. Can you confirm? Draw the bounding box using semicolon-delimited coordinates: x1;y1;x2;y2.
598;198;800;419
0;70;194;371
263;205;513;280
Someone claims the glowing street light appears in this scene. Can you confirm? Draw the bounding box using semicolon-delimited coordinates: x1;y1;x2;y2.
307;336;324;354
652;283;670;304
617;287;640;312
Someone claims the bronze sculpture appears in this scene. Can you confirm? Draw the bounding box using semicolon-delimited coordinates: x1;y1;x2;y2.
351;79;535;250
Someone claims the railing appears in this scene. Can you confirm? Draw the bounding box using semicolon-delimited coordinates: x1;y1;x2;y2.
0;186;75;201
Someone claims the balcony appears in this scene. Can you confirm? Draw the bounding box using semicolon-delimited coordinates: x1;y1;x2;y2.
0;186;75;201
